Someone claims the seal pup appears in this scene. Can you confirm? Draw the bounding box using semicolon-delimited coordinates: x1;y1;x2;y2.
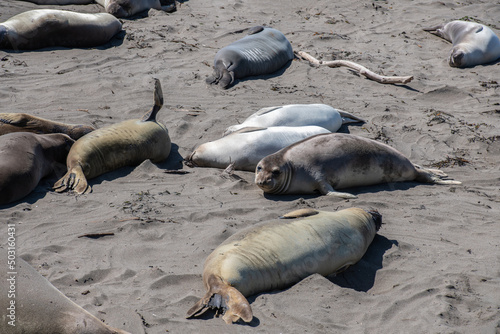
423;20;500;67
53;79;171;194
255;133;461;198
0;132;73;205
187;207;382;324
0;256;130;334
223;104;364;136
207;26;294;88
185;126;330;172
0;9;122;50
0;113;94;140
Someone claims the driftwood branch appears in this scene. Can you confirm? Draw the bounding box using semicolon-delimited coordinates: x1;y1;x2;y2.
296;51;413;85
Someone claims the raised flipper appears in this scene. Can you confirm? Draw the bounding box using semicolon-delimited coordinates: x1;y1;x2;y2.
187;274;253;324
141;78;163;122
338;109;365;124
53;164;91;194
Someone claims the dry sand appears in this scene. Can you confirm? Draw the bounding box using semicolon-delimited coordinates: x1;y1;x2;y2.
1;0;500;333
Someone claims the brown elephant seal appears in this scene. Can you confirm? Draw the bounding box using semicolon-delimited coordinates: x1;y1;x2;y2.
207;26;294;89
424;20;500;67
0;113;94;140
53;79;171;194
187;207;382;324
255;133;461;198
0;256;130;334
0;9;122;50
0;132;74;205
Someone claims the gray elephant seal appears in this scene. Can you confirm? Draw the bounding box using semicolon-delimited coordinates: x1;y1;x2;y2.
224;104;364;136
424;20;500;67
207;26;294;88
187;207;381;324
0;256;130;334
185;126;330;171
53;79;171;194
0;132;74;205
0;9;122;50
0;113;94;140
255;133;461;198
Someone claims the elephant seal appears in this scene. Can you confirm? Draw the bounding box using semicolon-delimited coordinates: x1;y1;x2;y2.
0;9;122;50
185;126;330;171
423;20;500;67
255;133;461;198
0;113;94;140
53;79;171;194
223;104;364;136
0;132;73;205
187;207;382;324
207;26;294;88
0;256;130;334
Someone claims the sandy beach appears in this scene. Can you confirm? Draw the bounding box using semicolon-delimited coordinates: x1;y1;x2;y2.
1;0;500;333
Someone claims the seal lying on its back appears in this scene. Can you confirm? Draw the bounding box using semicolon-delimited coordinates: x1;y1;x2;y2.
207;26;294;88
0;113;94;140
0;132;73;205
187;207;382;324
53;79;171;194
185;126;330;171
255;133;461;198
0;257;130;334
224;104;364;136
0;9;122;50
424;20;500;67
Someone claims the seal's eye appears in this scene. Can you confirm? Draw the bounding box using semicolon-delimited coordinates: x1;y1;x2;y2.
272;169;281;176
256;166;262;172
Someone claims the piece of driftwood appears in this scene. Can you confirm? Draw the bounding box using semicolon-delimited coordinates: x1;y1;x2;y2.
297;51;413;85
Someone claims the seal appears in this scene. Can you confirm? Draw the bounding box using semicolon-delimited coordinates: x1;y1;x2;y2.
53;79;171;194
0;132;74;205
185;126;330;172
423;20;500;67
223;104;364;136
0;256;130;334
0;9;122;50
206;26;294;88
0;113;94;140
255;133;461;198
186;207;382;324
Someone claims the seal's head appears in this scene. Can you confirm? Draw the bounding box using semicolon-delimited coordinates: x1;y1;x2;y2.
106;0;130;18
449;47;466;67
255;155;290;194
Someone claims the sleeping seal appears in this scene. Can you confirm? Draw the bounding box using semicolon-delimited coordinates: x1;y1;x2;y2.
0;9;122;50
0;132;73;205
187;207;382;324
0;256;130;334
207;26;294;88
53;79;171;194
255;133;461;198
224;104;364;136
185;126;330;171
0;113;94;140
424;20;500;67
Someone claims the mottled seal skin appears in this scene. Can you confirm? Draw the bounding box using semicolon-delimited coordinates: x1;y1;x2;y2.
0;113;94;140
0;132;74;205
207;26;294;89
0;9;122;50
53;79;171;194
0;257;130;334
224;104;364;136
255;133;461;198
185;126;330;171
424;20;500;67
187;207;382;324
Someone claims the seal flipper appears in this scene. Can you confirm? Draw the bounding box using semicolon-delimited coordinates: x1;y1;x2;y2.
53;165;91;194
247;26;264;35
141;78;163;122
413;165;462;185
320;182;357;199
187;275;253;324
338;109;365;124
280;208;319;219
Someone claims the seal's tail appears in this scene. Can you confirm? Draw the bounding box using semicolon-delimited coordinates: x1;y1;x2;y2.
186;275;252;324
414;165;462;185
338;109;366;124
53;165;91;195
